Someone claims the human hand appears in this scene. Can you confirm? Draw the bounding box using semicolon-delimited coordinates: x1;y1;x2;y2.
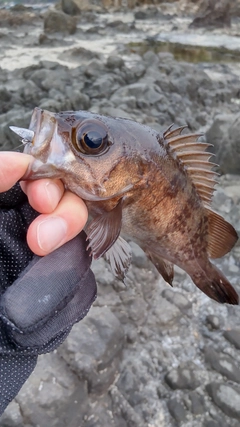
0;152;88;255
0;152;97;415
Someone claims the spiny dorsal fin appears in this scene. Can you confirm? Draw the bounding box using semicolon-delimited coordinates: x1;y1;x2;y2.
163;124;188;139
205;207;238;258
164;125;218;205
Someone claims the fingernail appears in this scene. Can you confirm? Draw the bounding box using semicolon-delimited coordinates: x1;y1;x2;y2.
45;181;63;210
37;217;68;252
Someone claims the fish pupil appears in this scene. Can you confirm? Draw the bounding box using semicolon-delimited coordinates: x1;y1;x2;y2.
84;131;103;149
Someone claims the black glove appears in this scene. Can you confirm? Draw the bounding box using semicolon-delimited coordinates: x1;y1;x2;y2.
0;184;97;415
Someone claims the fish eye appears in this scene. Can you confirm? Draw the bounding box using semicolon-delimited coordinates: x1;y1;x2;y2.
73;120;109;155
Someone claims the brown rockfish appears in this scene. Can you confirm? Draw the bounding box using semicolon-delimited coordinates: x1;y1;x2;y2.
11;107;239;304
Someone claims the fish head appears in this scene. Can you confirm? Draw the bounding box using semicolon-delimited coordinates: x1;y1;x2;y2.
13;108;156;201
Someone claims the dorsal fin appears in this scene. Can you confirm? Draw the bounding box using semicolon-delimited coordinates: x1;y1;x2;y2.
163;124;188;139
164;125;218;205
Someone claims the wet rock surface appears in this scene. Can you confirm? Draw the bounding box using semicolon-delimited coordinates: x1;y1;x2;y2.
0;2;240;426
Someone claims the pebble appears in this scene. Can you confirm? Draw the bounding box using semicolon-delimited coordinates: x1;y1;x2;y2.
204;346;240;383
206;382;240;420
223;330;240;350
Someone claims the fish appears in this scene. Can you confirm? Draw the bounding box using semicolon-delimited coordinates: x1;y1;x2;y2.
11;107;239;305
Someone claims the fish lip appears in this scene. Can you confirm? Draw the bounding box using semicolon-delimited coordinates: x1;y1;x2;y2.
21;159;60;181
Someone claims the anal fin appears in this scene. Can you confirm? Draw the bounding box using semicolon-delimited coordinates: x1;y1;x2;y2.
206;207;238;259
146;250;174;286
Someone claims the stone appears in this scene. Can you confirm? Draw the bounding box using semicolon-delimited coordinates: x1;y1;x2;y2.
58;46;100;63
205;315;220;330
223;329;240;349
190;0;231;28
5;353;88;427
106;20;130;32
61;0;82;15
44;9;77;35
112;83;164;105
165;363;201;390
162;289;192;311
83;58;106;78
27;68;50;89
206;113;240;174
188;391;205;415
61;0;101;14
58;307;125;393
206;382;240;419
106;55;125;70
110;386;145;427
167;398;187;423
204;347;240;383
21;80;42;106
0;401;23;426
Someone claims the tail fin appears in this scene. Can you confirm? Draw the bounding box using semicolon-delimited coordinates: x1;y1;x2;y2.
191;262;239;305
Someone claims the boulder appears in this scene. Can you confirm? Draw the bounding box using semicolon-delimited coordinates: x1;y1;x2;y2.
58;306;125;393
190;0;231;28
61;0;102;14
44;9;77;34
206;113;240;174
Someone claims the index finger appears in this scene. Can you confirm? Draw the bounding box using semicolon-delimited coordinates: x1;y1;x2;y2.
0;152;33;192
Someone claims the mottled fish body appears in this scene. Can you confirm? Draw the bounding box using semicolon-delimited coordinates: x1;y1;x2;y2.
11;108;239;304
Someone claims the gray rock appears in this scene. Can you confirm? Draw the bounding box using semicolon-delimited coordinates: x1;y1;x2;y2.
61;0;81;15
110;386;145;427
44;9;77;35
83;58;106;78
206;315;221;330
206;113;240;174
190;0;231;28
4;353;88;427
29;68;51;89
58;307;125;393
41;69;71;92
167;398;187;423
0;401;24;426
165;363;201;390
59;46;100;64
66;89;90;110
88;74;122;99
21;80;42;105
206;382;240;419
204;347;240;383
112;82;164;106
162;289;192;311
106;20;130;33
188;391;205;415
39;99;68;112
134;11;148;20
223;329;240;349
0;87;11;103
106;55;125;70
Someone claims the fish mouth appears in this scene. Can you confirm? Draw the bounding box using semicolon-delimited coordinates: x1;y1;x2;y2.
21;158;62;181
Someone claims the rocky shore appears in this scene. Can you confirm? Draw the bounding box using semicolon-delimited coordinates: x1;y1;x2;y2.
0;1;240;426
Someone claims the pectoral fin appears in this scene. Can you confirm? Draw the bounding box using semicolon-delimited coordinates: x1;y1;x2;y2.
146;250;174;286
105;236;132;282
86;200;123;259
